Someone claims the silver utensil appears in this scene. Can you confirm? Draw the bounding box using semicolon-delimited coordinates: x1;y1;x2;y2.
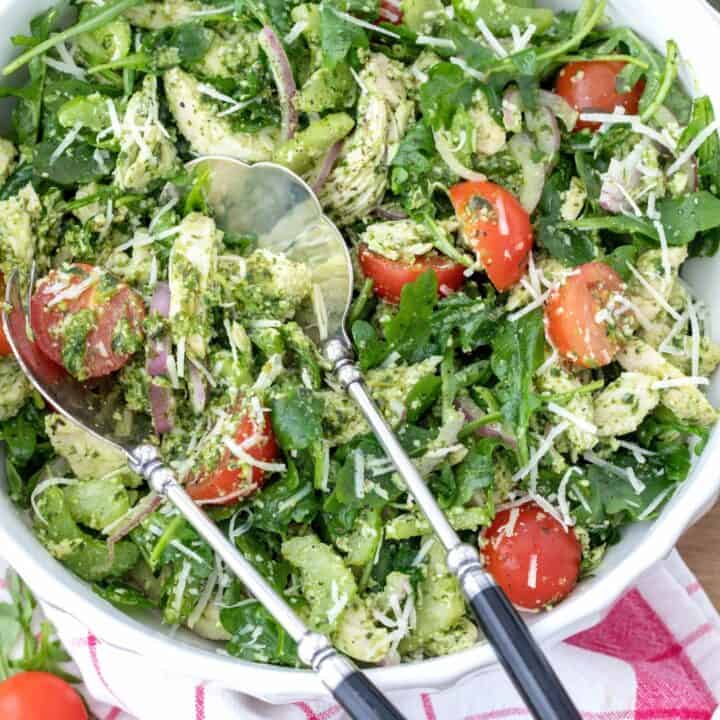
2;278;405;720
187;156;581;720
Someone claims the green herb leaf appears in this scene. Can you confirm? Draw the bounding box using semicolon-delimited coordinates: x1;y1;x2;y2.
419;62;478;130
271;386;323;451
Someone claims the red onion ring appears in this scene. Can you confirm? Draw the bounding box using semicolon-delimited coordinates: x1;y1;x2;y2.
311;140;343;194
150;281;171;318
188;363;207;414
259;26;298;141
373;206;409;221
456;396;517;449
149;382;174;434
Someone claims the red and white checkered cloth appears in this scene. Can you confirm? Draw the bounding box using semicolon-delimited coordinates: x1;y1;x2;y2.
4;550;719;720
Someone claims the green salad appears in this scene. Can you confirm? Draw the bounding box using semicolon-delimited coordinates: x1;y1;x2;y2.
1;0;720;667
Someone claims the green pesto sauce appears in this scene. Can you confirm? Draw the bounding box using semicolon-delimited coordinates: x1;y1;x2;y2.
112;316;143;356
61;308;95;380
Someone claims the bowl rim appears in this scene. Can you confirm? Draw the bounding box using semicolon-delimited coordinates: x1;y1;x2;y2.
1;0;720;702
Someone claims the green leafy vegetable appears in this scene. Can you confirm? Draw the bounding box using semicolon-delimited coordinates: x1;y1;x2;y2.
271;386;323;451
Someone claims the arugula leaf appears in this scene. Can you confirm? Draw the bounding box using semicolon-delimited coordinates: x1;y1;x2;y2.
371;539;423;588
406;375;442;423
536;159;597;266
430;292;502;353
93;583;157;609
222;598;299;666
270;386;323;451
680;96;720;194
352;320;389;372
234;531;291;592
384;270;438;362
453;438;499;507
251;461;320;534
604;245;641;281
658;191;720;246
235;0;296;34
390;119;452;217
34;139;109;186
142;22;214;66
419;62;478;130
320;2;368;68
491;310;545;462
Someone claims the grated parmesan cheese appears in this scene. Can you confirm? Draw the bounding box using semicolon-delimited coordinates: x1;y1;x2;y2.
547;401;597;435
688;299;701;380
651;377;709;390
224;437;287;473
411;538;435;567
329;7;401;39
449;56;486;82
626;262;681;321
475;16;507;57
667;121;720;176
354;448;365;498
284;20;308;45
527;554;538;588
513;422;570;482
637;487;674;520
416;35;456;50
557;467;580;528
583;451;645;494
49;122;83;166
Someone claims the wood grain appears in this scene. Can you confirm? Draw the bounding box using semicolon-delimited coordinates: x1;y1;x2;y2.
678;507;720;607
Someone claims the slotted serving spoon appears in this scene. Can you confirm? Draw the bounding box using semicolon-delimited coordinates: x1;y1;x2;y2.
188;156;581;719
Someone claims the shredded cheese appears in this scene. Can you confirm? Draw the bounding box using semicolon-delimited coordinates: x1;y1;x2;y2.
329;7;401;39
277;485;313;513
637;487;674;521
416;35;456;50
223;437;287;473
667;121;720;176
449;56;486;82
172;561;192;617
49;122;83;166
653;220;672;293
626;262;681;321
47;270;99;306
547;402;598;435
284;20;308;45
652;377;709;390
527;554;538;589
583;451;646;495
253;353;284;391
170;539;208;566
475;16;507;57
557;467;580;528
512;422;570;482
658;310;689;357
616;440;656;464
354;448;365;498
411;538;435;567
187;571;218;630
31;478;78;524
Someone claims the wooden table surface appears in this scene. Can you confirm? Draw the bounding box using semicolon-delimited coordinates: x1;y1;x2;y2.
678;505;720;607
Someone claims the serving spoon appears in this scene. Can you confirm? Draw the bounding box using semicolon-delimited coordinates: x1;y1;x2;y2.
185;156;581;720
2;295;405;714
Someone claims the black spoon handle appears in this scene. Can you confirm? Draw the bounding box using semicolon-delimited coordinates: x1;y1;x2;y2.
333;671;407;720
450;545;582;720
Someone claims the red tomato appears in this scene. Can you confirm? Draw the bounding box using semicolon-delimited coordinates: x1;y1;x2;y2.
0;672;88;720
358;244;466;304
30;264;146;381
545;261;624;368
0;274;11;357
187;409;279;506
378;0;403;24
555;61;645;132
449;181;533;292
481;502;582;610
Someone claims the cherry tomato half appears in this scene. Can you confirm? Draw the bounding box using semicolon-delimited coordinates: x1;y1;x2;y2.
30;264;146;381
481;502;582;610
187;409;279;506
554;61;645;132
378;0;403;24
0;672;88;720
545;261;624;368
449;181;533;292
0;274;11;357
358;244;466;304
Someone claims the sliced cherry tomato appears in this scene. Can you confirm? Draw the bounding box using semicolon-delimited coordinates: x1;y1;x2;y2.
187;409;279;506
554;61;645;132
545;261;624;368
378;0;403;24
481;502;582;610
0;274;11;357
449;181;533;292
358;244;466;304
0;672;88;720
30;264;146;381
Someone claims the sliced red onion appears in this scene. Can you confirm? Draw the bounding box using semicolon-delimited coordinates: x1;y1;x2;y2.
525;106;560;164
108;493;162;548
259;25;298;141
147;336;170;377
150;282;171;318
455;397;517;449
311;140;343;194
538;90;578;132
508;133;546;214
188;363;207;414
434;130;486;182
373;206;409;221
502;88;522;133
599;156;641;215
149;382;174;434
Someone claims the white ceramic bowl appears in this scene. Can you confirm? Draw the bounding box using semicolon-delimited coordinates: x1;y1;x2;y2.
1;0;719;704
